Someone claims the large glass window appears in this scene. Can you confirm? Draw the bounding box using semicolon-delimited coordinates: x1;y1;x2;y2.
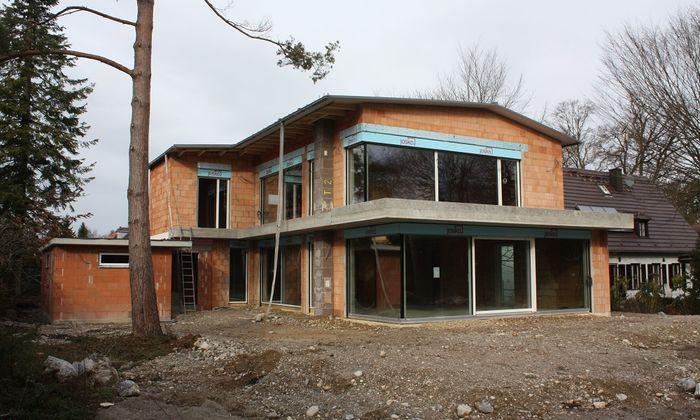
261;175;278;224
367;144;435;201
347;145;366;204
404;235;470;318
284;165;302;220
198;178;228;228
348;235;402;320
500;159;518;206
260;244;301;306
347;144;520;206
229;248;247;302
474;239;530;311
438;151;497;204
535;239;588;310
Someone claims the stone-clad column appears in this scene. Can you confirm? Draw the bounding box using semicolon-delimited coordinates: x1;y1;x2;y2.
312;119;335;315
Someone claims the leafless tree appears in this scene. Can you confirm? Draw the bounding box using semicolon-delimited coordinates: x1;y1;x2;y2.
598;6;700;221
0;0;338;336
417;43;531;112
549;100;603;170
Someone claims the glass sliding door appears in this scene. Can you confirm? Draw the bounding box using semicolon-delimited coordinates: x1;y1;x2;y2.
348;235;402;320
474;239;531;312
535;239;589;310
404;235;470;318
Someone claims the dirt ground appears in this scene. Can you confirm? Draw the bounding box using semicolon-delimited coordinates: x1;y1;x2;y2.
41;308;700;419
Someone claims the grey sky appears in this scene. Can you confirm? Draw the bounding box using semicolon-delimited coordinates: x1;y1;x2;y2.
54;0;696;234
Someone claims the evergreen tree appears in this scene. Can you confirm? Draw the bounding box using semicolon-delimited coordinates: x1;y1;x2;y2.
0;0;93;297
76;221;88;238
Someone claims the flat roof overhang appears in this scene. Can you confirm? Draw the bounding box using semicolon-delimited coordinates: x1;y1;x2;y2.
41;238;192;252
169;198;633;240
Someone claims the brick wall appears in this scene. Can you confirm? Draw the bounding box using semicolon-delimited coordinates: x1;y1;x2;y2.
41;246;173;322
354;104;565;209
150;153;256;235
591;230;611;315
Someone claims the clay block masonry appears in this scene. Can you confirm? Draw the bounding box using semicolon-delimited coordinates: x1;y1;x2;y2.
42;96;633;322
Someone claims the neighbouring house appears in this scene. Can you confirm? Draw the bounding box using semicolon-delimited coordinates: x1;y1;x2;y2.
563;168;699;296
42;96;632;323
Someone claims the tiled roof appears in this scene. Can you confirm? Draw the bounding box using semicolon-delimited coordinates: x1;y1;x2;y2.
563;168;698;254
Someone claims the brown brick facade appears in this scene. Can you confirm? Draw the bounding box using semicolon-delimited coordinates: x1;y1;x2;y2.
41;246;173;322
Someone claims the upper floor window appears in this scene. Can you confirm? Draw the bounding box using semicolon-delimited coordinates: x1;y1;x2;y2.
197;163;231;229
634;218;649;238
347;143;520;206
261;164;303;224
198;178;228;228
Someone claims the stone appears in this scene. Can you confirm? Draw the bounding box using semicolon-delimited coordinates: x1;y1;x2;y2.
678;377;696;392
93;367;119;386
476;400;494;414
524;372;538;379
593;401;607;409
194;339;211;351
305;405;320;417
44;356;77;382
345;415;355;420
695;384;700;399
616;393;628;401
353;370;363;378
73;357;97;375
456;403;472;416
266;412;280;419
254;313;265;322
390;415;399;419
658;311;666;317
379;351;386;358
99;402;114;408
116;380;141;397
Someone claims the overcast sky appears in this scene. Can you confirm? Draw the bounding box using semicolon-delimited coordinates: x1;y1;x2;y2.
51;0;696;234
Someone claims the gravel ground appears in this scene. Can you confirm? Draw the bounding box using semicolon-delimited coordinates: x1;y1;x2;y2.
47;308;700;419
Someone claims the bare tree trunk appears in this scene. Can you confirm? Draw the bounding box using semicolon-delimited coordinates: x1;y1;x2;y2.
128;0;162;337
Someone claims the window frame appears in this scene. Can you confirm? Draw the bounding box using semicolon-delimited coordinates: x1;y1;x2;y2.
196;177;230;229
634;218;649;238
471;237;536;315
99;252;130;268
346;143;522;207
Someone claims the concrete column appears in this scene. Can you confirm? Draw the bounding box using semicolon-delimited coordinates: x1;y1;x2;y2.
311;119;335;315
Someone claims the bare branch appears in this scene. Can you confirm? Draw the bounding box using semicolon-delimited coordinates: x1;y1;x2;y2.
50;6;136;27
0;49;133;76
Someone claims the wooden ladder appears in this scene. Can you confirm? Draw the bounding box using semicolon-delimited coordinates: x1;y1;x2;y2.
179;228;196;314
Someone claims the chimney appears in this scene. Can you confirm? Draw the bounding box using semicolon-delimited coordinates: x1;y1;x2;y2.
609;168;624;192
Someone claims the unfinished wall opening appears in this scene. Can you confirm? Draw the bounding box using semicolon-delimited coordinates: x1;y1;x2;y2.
171;252;198;317
229;247;247;303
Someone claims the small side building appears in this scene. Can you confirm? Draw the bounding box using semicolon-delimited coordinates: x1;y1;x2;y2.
40;238;190;322
563;168;698;295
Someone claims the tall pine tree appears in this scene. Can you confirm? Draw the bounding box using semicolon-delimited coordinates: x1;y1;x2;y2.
0;0;93;298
